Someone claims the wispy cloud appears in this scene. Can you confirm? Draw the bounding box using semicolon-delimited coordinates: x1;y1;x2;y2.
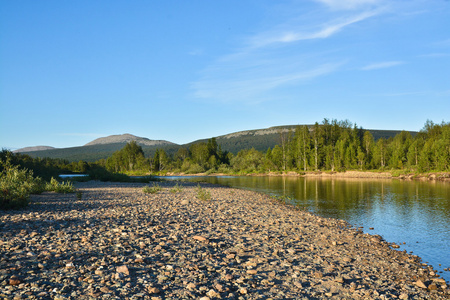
361;61;405;70
418;52;450;58
248;10;381;48
193;62;343;103
191;0;388;104
315;0;384;10
58;133;105;138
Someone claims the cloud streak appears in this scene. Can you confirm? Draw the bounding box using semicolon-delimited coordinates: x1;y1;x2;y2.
315;0;384;10
248;10;382;48
191;1;388;104
361;61;405;70
193;62;343;103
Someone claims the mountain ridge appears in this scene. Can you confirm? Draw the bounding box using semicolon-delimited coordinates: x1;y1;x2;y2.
13;146;56;153
84;133;176;147
15;125;417;162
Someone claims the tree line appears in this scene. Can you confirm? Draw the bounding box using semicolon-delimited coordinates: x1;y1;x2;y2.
95;119;449;174
3;119;448;179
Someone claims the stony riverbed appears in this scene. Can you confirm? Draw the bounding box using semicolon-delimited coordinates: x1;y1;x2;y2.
0;181;448;299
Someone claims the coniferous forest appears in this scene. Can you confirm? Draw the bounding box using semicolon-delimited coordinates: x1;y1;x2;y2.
50;119;450;175
2;119;449;178
2;119;449;209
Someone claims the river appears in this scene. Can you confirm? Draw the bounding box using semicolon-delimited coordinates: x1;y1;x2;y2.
163;175;450;282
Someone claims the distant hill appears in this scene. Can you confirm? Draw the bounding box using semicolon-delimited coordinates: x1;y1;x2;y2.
13;146;56;153
85;133;175;147
18;126;416;162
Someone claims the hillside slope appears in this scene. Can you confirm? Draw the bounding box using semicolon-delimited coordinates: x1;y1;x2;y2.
19;126;415;162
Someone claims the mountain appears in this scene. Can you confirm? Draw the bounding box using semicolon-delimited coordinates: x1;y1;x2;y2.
84;133;175;147
17;126;416;162
13;146;56;153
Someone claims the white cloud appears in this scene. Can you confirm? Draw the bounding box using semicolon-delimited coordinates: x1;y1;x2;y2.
361;61;405;70
58;133;105;138
191;0;391;105
248;10;381;48
418;53;450;58
315;0;384;10
192;62;343;104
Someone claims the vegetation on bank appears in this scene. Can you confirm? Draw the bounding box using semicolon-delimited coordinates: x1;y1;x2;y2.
1;119;448;209
0;155;77;209
0;150;154;210
97;119;450;175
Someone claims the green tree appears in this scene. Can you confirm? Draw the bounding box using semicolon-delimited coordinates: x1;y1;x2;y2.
106;141;146;173
362;131;374;169
293;125;311;172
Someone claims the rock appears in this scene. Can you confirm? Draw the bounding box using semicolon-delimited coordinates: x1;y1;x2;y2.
95;269;104;276
116;265;129;276
9;276;21;286
148;287;160;294
192;235;207;242
415;280;427;289
207;289;219;298
399;293;408;299
428;283;438;290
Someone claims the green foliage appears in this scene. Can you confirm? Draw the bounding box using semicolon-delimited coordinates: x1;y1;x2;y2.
6;120;449;180
45;177;76;194
271;194;293;204
106;141;148;173
196;184;211;201
230;148;264;173
169;183;183;193
143;183;162;194
0;160;44;209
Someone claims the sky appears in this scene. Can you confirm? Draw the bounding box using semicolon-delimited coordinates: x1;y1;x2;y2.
1;0;449;150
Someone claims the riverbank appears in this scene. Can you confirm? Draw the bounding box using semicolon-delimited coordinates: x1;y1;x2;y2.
165;170;450;182
1;181;448;299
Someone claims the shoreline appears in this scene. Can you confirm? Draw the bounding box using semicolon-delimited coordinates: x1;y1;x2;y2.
164;170;450;182
1;181;448;299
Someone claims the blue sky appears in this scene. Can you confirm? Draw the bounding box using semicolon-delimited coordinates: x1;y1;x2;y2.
1;0;449;149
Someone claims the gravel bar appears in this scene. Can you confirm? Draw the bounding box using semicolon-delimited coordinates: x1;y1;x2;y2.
1;181;448;300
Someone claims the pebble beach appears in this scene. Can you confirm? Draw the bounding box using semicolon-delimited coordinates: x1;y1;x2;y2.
1;181;448;300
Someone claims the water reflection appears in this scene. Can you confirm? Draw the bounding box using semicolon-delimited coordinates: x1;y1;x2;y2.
165;175;450;281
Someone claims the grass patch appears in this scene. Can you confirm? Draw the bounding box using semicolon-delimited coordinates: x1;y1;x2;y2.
196;184;211;201
45;177;76;194
169;183;183;194
143;183;162;194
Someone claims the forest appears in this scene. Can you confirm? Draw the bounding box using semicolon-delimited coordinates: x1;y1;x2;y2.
2;119;448;209
96;119;450;175
2;119;449;179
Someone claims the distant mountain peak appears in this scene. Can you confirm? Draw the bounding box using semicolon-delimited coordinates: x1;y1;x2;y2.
13;146;56;153
84;134;175;147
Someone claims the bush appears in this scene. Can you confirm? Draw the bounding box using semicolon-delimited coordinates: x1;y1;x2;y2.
196;184;211;201
0;161;44;209
143;183;162;194
45;177;76;194
170;183;183;194
186;163;205;174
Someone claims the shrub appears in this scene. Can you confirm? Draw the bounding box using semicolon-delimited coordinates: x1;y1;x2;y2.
45;177;76;194
196;184;211;201
0;161;43;209
143;183;162;194
169;183;183;194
